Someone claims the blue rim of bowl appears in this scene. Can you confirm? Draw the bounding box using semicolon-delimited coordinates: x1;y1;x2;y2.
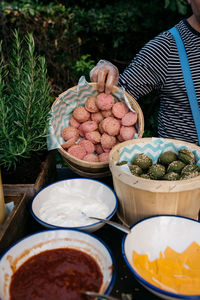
0;227;116;296
30;178;118;231
121;214;200;299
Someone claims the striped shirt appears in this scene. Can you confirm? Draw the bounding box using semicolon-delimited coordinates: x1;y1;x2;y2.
118;19;200;145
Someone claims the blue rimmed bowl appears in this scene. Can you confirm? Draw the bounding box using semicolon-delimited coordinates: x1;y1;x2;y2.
30;178;118;232
122;215;200;300
0;228;116;300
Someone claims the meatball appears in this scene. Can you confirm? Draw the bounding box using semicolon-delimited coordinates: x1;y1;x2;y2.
73;106;90;123
112;102;129;119
68;144;87;160
120;126;136;141
96;93;114;110
121;112;137;126
85;96;99;113
102;117;120;136
85;131;101;144
61;126;79;141
101;133;116;149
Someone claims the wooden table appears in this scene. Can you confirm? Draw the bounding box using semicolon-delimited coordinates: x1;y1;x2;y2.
31;167;158;300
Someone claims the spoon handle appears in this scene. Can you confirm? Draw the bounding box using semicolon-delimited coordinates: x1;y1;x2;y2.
85;291;120;300
89;216;131;234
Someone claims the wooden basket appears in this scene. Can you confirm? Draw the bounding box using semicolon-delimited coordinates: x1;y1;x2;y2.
109;138;200;226
53;83;144;178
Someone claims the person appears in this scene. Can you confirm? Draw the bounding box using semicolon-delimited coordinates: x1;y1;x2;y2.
90;0;200;145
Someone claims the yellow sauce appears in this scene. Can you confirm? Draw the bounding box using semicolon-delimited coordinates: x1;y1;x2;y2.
132;241;200;295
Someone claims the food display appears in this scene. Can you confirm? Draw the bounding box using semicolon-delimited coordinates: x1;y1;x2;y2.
117;149;200;180
10;248;102;300
132;241;200;295
61;92;138;163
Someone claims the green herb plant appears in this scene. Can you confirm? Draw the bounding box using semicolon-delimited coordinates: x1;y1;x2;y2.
0;30;52;170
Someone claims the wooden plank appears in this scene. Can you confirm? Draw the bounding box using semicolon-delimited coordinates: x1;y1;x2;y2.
0;193;28;255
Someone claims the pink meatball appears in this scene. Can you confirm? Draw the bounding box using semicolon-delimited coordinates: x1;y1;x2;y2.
69;116;80;129
61;137;76;149
61;126;79;141
102;116;120;136
101;109;113;118
83;153;99;162
99;120;104;134
117;134;124;142
101;133;116;149
121;112;138;126
102;147;110;153
78;139;95;154
95;143;104;155
96;93;114;110
85;131;101;144
68;144;86;160
81;120;98;133
99;152;110;162
120;126;137;141
112;102;129;119
91;112;104;123
78;124;85;138
85;96;99;113
73;106;90;123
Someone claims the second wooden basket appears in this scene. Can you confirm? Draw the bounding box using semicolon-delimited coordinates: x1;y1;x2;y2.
109;138;200;226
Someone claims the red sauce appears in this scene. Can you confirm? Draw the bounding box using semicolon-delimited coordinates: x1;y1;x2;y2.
10;248;103;300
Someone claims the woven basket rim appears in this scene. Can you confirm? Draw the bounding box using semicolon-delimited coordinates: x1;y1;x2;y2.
109;137;200;192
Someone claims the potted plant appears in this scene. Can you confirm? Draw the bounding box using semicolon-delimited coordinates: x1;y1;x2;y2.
0;30;56;200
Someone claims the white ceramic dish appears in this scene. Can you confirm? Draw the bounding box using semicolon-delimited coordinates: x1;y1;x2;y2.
122;215;200;300
30;178;118;232
0;228;116;300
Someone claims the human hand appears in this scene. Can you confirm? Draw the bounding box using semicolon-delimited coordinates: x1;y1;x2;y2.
90;60;119;94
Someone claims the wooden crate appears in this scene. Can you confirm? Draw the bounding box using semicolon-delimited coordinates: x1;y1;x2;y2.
0;193;28;255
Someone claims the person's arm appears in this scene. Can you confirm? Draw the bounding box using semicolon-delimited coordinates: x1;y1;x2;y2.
118;33;171;100
90;32;172;98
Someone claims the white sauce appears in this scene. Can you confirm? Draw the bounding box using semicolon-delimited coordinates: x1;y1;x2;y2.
38;189;110;227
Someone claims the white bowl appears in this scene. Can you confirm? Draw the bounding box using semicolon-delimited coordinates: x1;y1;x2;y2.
30;178;118;232
0;229;116;300
122;215;200;300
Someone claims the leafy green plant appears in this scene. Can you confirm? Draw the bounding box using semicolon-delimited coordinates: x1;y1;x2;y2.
0;0;190;138
165;0;188;15
71;54;95;81
0;30;52;170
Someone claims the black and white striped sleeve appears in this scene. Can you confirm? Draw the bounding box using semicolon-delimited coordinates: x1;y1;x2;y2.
118;32;173;100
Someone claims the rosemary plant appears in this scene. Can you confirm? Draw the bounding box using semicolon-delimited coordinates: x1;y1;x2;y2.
0;30;52;170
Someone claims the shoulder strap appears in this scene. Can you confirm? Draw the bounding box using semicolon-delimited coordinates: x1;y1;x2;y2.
168;26;200;145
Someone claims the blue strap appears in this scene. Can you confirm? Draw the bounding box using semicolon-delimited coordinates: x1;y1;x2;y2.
169;26;200;145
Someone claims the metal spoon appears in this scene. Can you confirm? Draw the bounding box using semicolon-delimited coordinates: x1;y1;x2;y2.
83;291;120;300
86;215;131;234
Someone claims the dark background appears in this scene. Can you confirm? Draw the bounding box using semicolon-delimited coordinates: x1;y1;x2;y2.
0;0;190;137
